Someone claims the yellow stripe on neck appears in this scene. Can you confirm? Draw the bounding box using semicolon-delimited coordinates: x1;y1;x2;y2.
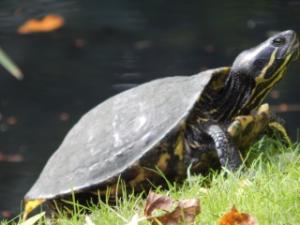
255;48;278;84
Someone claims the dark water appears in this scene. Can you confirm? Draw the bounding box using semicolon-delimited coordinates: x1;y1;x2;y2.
0;0;300;219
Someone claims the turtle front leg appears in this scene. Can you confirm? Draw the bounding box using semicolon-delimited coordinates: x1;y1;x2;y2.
206;124;242;170
184;123;242;172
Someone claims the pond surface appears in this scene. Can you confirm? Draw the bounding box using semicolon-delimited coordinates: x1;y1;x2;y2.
0;0;300;219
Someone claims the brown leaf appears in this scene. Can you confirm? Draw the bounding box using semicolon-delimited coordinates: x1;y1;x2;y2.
17;14;64;34
218;206;259;225
145;192;201;225
156;199;200;225
144;191;173;217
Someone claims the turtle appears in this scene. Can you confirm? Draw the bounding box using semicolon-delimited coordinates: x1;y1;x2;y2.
23;30;299;218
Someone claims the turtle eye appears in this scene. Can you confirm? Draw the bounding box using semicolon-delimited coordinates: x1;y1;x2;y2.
272;36;286;47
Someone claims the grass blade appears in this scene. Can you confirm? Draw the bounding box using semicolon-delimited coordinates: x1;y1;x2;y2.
0;47;23;80
19;212;45;225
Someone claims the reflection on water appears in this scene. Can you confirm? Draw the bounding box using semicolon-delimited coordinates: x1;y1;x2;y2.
0;0;300;219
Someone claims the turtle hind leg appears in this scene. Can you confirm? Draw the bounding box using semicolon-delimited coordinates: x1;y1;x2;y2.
227;103;271;151
267;120;292;147
23;199;45;220
228;103;292;150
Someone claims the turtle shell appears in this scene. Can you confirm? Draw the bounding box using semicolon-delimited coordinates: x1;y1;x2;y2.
25;67;228;200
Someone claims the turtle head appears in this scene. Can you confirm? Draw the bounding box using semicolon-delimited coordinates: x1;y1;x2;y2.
230;30;300;112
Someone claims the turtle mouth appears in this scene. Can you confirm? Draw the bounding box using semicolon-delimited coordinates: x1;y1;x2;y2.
292;48;300;62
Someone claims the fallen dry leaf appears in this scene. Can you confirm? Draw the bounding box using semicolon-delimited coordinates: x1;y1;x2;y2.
218;206;259;225
154;199;200;225
145;191;200;225
144;191;173;217
18;14;64;34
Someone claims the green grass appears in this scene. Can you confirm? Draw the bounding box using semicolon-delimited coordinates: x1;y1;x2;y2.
2;137;300;225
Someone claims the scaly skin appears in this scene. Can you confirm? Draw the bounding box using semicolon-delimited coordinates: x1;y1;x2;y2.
206;124;242;170
185;30;299;170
